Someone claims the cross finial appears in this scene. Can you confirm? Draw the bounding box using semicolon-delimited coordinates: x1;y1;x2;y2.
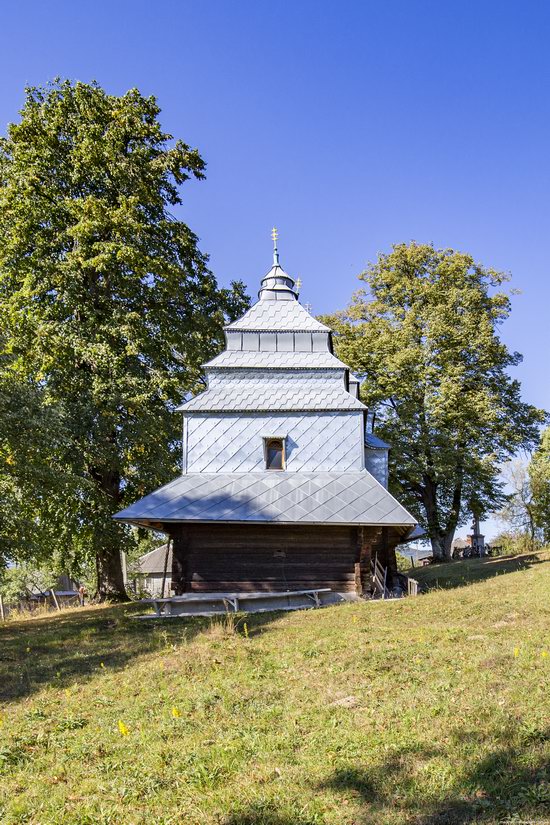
271;226;280;265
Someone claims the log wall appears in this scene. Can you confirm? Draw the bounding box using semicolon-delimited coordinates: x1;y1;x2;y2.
168;523;402;595
170;523;367;594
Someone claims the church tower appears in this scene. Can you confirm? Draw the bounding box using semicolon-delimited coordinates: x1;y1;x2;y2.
116;233;416;596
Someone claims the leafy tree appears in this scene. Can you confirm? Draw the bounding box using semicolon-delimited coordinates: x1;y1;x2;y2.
488;530;537;557
0;563;56;606
496;459;539;544
0;350;80;571
530;427;550;542
0;80;248;598
323;243;545;559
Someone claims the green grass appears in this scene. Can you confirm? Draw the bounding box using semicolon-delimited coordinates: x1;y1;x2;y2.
409;550;549;592
1;553;549;825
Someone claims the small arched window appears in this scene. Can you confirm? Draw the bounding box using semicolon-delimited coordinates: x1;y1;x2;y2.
264;437;285;470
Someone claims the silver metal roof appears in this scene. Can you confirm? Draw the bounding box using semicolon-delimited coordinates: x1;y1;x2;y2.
204;350;349;370
137;544;172;574
366;433;391;449
178;382;366;412
115;471;417;527
226;298;330;332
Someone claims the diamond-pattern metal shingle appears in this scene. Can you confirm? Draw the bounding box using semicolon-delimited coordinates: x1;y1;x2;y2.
187;412;363;472
179;383;366;412
204;351;349;369
114;471;417;527
226;298;330;332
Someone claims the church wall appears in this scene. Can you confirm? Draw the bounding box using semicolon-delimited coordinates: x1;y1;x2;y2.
172;523;361;593
185;411;364;473
206;367;346;391
170;523;401;594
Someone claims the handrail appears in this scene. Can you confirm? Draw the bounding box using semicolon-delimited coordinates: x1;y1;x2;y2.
371;553;390;599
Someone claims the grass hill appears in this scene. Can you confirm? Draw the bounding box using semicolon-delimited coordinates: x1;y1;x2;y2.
1;552;549;825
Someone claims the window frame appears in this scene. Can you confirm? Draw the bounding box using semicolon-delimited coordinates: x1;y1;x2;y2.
263;436;286;471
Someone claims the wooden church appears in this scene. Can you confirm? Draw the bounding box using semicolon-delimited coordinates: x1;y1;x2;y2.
115;233;417;598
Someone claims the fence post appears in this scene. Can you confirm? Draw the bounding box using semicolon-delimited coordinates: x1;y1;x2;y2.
50;589;61;612
0;593;5;621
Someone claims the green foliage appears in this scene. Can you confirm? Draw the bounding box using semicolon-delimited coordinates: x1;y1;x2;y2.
496;458;540;542
395;550;414;572
0;80;249;596
530;427;550;542
323;243;546;558
489;530;541;557
0;363;79;570
1;552;550;823
0;564;55;603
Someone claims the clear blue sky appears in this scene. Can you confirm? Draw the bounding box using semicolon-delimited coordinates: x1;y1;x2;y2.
1;0;549;536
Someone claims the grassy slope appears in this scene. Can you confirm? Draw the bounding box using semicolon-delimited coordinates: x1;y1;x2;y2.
0;554;549;825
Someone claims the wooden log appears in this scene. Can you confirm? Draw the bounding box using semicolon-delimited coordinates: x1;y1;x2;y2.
188;579;357;593
160;539;170;598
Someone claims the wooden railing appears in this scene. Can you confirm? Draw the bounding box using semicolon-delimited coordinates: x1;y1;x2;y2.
407;577;419;597
371;553;390;599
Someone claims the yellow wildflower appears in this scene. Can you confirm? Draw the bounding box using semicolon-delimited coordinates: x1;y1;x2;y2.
513;647;520;658
100;662;105;669
542;650;548;659
117;720;129;736
243;622;249;639
171;706;181;719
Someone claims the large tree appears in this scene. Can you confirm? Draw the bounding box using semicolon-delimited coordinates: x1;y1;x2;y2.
0;353;78;571
0;80;248;598
530;427;550;543
324;243;545;559
497;459;539;544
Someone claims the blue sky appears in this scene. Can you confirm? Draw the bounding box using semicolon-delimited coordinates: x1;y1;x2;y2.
1;0;549;537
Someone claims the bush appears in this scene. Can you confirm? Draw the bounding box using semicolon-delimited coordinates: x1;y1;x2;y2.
489;531;541;557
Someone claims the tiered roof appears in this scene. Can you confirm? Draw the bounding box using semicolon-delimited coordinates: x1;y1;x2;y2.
179;239;364;414
114;233;416;532
118;471;416;527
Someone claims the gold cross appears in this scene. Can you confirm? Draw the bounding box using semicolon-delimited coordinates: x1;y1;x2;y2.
271;227;279;244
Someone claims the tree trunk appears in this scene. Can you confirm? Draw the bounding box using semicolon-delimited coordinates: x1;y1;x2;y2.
96;546;127;601
92;468;128;602
422;473;462;562
430;527;457;560
422;477;446;561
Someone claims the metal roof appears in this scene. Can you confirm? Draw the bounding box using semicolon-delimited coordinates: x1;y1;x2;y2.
204;351;349;370
226;298;330;332
137;544;172;574
115;471;417;527
178;382;366;412
366;433;391;449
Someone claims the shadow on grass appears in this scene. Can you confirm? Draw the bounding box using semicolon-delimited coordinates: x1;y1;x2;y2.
0;603;290;702
320;732;550;824
224;809;319;825
413;552;550;592
217;734;549;824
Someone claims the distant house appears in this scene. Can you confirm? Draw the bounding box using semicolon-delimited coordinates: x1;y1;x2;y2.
136;545;172;596
452;538;469;554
